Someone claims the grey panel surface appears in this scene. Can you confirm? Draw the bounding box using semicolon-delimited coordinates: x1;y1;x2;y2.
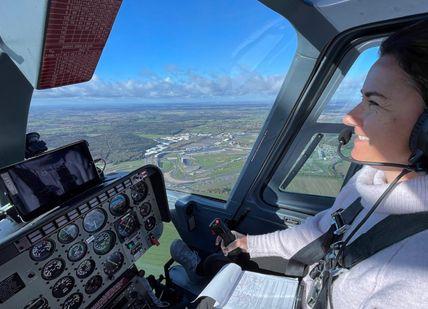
0;53;33;169
0;0;47;87
311;0;428;32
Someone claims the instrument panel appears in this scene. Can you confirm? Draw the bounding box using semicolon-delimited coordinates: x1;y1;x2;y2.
0;165;169;308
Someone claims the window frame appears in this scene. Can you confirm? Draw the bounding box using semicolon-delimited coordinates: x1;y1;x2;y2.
262;38;383;214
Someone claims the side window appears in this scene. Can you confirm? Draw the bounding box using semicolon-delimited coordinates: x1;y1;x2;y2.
281;133;351;197
280;47;379;197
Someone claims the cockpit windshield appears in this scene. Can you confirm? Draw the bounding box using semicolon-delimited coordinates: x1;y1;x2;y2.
29;1;297;201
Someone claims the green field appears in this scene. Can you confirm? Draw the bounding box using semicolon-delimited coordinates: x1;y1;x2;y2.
135;222;181;277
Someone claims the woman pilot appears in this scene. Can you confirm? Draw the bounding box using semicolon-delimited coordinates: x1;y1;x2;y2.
171;19;428;308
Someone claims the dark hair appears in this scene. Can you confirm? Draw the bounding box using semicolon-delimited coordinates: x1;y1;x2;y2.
380;19;428;104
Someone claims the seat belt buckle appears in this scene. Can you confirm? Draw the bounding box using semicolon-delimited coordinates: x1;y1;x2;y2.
307;276;323;308
331;209;349;235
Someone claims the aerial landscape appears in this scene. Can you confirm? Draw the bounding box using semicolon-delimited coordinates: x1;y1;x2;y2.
27;100;348;200
27;101;271;200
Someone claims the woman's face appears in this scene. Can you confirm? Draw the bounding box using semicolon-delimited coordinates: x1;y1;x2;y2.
342;55;425;168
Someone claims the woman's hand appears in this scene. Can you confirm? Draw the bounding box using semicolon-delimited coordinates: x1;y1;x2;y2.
215;231;248;256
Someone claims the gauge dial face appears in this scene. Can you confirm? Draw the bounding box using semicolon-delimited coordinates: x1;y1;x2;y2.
83;208;107;233
139;202;151;217
130;182;147;203
93;230;116;255
76;259;95;279
103;251;124;277
144;216;156;231
41;258;65;280
67;242;87;262
58;224;79;244
115;213;139;239
30;239;55;261
84;275;103;294
62;292;83;309
52;276;75;298
109;194;129;216
130;191;144;204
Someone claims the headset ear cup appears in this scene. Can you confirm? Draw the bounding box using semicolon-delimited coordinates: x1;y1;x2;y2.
409;110;428;164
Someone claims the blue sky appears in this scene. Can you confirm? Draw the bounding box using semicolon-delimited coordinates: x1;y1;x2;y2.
33;1;297;103
32;1;377;104
97;1;295;79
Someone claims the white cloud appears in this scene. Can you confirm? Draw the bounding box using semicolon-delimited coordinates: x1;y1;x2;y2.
33;69;286;101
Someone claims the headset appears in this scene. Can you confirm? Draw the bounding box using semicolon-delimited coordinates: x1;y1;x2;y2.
337;110;428;172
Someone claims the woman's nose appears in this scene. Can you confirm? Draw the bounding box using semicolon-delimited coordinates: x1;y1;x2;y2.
342;103;363;127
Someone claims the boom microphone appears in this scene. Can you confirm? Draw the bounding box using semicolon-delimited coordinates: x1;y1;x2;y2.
337;127;423;172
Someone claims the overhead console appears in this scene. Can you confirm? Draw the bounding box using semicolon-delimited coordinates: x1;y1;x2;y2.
0;142;170;308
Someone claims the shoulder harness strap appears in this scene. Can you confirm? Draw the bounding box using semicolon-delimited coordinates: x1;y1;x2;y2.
340;211;428;269
290;197;363;266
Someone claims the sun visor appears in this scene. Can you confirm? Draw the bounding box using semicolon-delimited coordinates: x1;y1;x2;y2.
0;0;122;89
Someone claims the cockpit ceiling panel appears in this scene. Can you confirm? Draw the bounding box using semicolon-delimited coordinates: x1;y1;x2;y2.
0;0;122;90
305;0;428;31
38;0;122;89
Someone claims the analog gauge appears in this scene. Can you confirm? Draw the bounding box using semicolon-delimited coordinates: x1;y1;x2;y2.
52;276;75;298
144;216;156;231
130;182;147;203
130;191;144;204
84;275;103;294
57;224;79;244
41;258;65;280
67;242;87;262
62;293;83;309
83;208;107;233
103;251;124;277
30;239;55;261
139;202;151;217
133;181;148;195
115;213;139;239
93;230;116;255
109;194;129;216
76;259;95;279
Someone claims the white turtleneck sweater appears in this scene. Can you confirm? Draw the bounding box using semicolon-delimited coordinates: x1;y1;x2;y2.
247;166;428;308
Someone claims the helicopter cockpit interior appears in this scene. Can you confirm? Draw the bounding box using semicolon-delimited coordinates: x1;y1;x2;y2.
1;0;428;308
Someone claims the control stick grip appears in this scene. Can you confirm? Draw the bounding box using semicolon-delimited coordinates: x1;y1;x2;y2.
209;218;240;255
